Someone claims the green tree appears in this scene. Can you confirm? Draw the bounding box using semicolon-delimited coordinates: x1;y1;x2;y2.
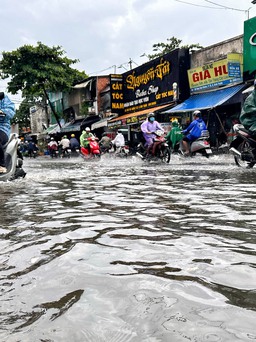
144;36;203;60
0;42;87;127
11;98;33;129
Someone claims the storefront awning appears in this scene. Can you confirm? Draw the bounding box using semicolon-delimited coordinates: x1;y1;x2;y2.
80;115;101;131
242;85;254;94
91;116;116;130
43;123;61;135
73;80;92;89
108;104;173;127
60;120;83;133
165;84;245;113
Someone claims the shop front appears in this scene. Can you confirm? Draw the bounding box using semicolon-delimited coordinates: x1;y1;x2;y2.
108;104;172;145
108;48;191;144
163;53;247;147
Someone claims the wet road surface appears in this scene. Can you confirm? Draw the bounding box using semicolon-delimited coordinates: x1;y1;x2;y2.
0;154;256;341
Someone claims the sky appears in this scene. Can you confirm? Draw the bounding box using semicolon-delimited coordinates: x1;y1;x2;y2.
1;0;256;107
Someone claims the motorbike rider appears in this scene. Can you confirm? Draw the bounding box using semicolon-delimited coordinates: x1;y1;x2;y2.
27;140;38;158
48;137;58;157
69;133;80;152
80;127;94;153
111;130;125;153
99;132;112;152
181;110;207;155
140;112;164;156
240;79;256;139
59;135;70;157
0;92;15;173
166;119;183;152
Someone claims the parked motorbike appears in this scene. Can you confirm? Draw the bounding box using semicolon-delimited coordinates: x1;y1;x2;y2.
136;130;171;163
180;130;212;157
229;123;256;168
80;136;101;159
0;133;26;182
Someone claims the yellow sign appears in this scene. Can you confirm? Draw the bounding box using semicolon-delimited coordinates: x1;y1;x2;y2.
188;53;243;93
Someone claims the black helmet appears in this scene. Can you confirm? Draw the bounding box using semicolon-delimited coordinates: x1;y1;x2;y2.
148;112;155;119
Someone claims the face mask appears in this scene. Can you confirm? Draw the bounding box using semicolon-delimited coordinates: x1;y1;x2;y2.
149;117;155;122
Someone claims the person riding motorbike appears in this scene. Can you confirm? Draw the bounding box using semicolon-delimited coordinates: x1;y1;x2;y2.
111;130;125;153
0;92;15;173
99;132;112;152
166;119;183;152
80;127;94;153
59;135;70;157
48;137;58;157
240;79;256;139
181;110;207;156
140;112;164;156
69;133;80;152
27;140;38;158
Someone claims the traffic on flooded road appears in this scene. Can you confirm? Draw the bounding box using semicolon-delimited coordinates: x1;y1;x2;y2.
0;154;255;342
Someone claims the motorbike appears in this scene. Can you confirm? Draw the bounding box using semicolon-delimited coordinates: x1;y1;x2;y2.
229;123;256;168
0;133;26;182
180;130;212;157
49;149;58;158
136;130;171;163
59;147;71;158
80;136;101;159
100;141;130;158
116;144;130;157
69;147;80;157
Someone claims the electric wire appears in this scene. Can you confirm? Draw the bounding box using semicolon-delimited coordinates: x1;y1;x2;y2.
173;0;224;9
174;0;249;14
203;0;249;12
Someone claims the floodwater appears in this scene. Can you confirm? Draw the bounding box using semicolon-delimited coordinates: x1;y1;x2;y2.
0;153;256;342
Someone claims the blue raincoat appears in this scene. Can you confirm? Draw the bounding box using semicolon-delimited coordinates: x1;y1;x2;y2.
183;118;207;141
0;94;15;138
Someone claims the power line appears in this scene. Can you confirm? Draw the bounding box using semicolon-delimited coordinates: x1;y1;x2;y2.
173;0;224;9
88;58;139;75
174;0;249;13
203;0;249;12
88;65;116;76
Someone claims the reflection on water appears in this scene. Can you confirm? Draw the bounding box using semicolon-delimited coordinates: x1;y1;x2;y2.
0;155;256;341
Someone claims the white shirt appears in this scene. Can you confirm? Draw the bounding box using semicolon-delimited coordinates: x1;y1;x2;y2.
59;138;70;149
112;133;125;147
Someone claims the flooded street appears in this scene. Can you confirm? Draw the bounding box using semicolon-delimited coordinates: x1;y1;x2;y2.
0;154;256;342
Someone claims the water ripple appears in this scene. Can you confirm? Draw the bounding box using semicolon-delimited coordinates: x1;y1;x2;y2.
0;156;255;341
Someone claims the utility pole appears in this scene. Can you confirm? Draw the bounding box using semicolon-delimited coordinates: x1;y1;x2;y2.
128;58;133;70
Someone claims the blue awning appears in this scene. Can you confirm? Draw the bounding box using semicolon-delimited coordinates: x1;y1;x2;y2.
165;84;245;113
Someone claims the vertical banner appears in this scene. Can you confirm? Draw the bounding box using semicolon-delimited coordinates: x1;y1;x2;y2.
110;74;124;115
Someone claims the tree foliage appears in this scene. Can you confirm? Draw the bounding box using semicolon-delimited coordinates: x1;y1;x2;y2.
0;42;87;126
146;36;203;60
12;98;33;127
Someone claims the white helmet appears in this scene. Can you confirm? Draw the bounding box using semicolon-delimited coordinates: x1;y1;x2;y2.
85;127;90;132
193;110;201;118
